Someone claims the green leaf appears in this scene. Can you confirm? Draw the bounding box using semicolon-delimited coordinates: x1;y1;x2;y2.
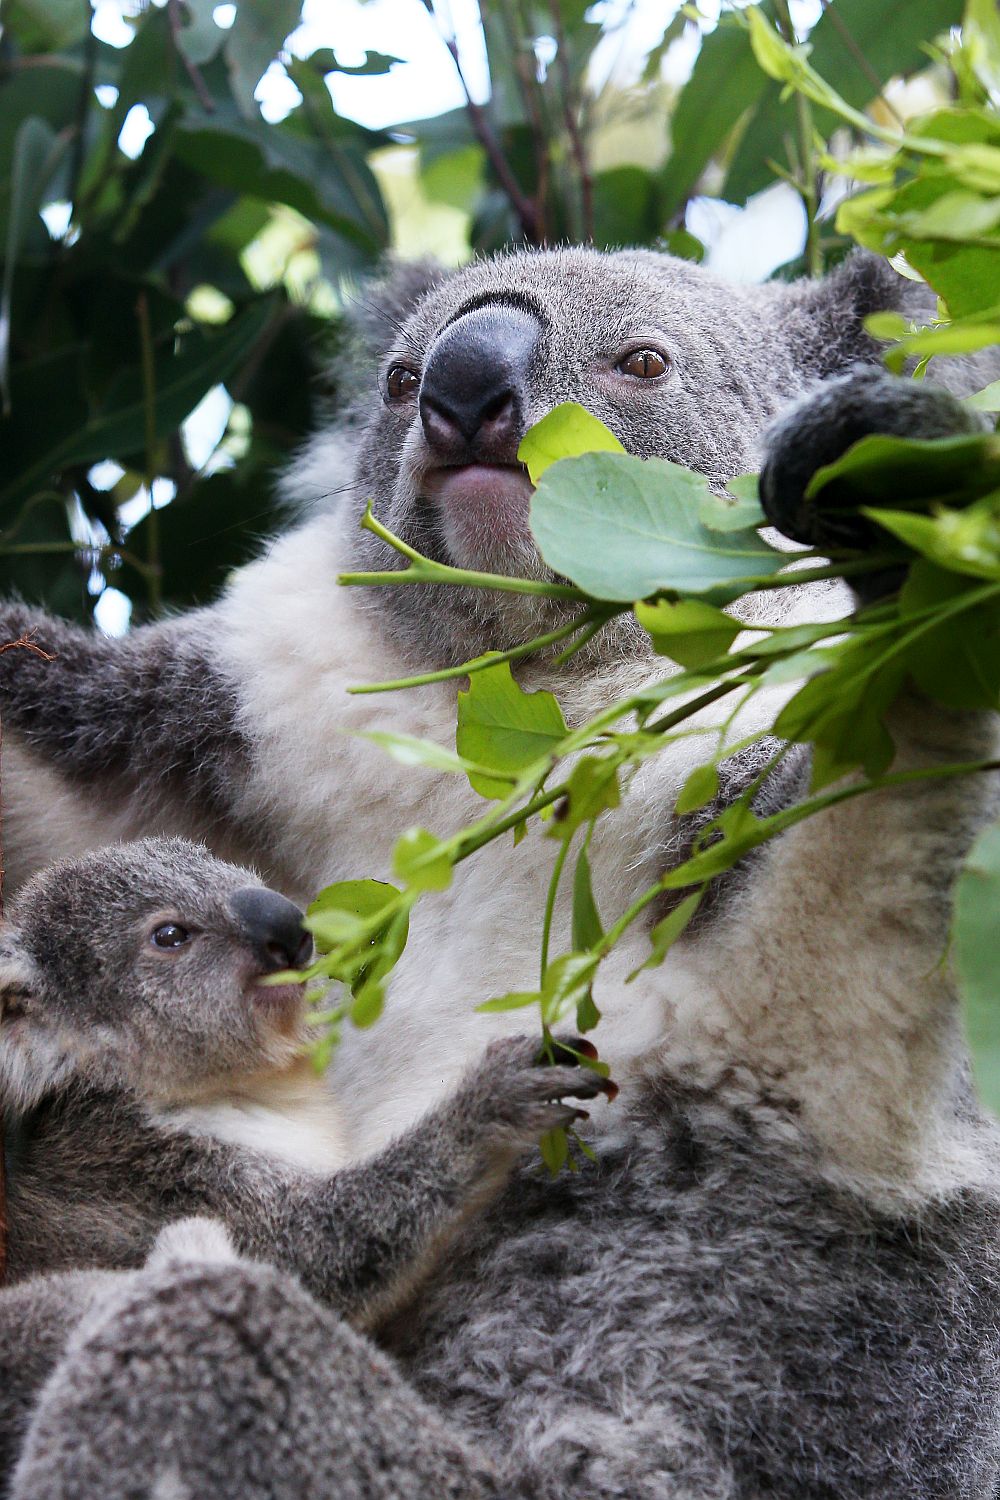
225;0;301;117
773;632;905;785
675;763;720;816
660;804;771;887
571;844;604;951
517;402;624;485
361;730;480;776
629;888;705;979
576;990;602;1033
955;818;1000;1114
476;991;542;1013
539;1127;570;1173
806;432;1000;511
636;597;741;668
457;660;568;799
551;756;621;840
530;452;784;602
865;494;1000;579
704;476;766;532
3;0;89;50
1;117;70;412
539;953;599;1026
350;979;385;1029
392;828;453;892
967;378;1000;412
898;561;1000;708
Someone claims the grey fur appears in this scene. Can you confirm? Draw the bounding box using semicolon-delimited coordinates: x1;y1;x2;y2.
8;1222;506;1500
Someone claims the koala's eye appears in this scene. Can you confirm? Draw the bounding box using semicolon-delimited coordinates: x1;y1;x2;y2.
616;348;670;380
150;923;191;950
385;365;420;403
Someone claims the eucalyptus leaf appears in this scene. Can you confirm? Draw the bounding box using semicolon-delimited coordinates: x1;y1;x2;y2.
636;598;740;669
393;828;453;892
530;452;785;602
457;661;567;800
517;402;624;485
571;844;604;952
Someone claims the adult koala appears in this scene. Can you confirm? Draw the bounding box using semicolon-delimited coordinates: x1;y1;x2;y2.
1;246;976;1162
2;248;1000;1496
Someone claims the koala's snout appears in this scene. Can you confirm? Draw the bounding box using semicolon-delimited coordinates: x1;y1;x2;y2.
419;302;542;464
228;888;312;973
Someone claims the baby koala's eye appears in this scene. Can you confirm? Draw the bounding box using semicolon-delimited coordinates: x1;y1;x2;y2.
616;348;670;379
385;365;420;403
150;923;191;950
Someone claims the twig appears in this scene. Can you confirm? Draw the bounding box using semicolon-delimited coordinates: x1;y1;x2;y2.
429;3;541;242
0;634;56;1287
818;0;905;130
166;0;216;113
548;0;594;242
772;0;822;277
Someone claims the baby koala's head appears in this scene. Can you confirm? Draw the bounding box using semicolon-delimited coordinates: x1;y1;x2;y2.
0;837;313;1112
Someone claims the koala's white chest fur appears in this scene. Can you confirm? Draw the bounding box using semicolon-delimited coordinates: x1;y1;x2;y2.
215;518;897;1169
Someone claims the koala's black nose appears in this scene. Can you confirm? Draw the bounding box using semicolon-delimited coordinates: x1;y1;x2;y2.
229;888;313;973
420;303;542;462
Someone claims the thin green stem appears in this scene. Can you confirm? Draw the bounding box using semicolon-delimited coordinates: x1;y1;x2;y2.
540;835;572;985
348;611;605;695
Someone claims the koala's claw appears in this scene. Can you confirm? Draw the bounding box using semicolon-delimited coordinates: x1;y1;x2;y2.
470;1034;617;1146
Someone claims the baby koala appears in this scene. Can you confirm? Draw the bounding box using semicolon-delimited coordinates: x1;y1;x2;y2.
0;836;609;1316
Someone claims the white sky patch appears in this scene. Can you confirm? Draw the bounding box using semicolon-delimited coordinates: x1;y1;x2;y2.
91;0;136;48
182;384;235;470
213;3;236;27
95;587;133;638
88;459;127;491
118;103;155;160
40;201;73;239
118;477;177;531
687;182;807;281
95;84;119;108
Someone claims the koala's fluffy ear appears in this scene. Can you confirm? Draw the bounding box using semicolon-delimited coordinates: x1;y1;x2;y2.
347;257;443;346
779;250;913;378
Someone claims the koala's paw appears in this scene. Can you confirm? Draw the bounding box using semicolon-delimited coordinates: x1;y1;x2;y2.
466;1033;617;1149
759;367;983;551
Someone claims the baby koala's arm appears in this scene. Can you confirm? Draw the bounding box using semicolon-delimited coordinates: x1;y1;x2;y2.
184;1035;612;1326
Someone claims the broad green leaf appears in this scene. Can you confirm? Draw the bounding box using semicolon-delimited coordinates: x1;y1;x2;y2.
955;819;1000;1114
457;661;567;799
350;979;385;1029
530;452;784;602
3;0;89;49
225;0;301;117
774;632;905;786
576;990;602;1033
806;432;1000;511
1;118;70;411
967;378;1000;412
306;880;409;994
571;845;604;952
393;828;453;892
675;763;720;816
898;561;1000;708
518;402;624;485
707;475;766;532
636;598;740;669
628;888;705;980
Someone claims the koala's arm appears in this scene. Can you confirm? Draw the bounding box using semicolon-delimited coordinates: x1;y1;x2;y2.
0;602;248;821
676;370;999;1188
189;1037;609;1327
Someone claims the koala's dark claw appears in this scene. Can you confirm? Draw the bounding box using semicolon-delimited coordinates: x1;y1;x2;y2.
546;1035;599;1068
759;367;985;552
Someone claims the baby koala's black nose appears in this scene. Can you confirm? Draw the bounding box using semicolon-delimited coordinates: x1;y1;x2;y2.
228;887;313;972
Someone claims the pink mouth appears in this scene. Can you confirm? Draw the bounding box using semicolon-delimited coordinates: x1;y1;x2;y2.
425;464;535;560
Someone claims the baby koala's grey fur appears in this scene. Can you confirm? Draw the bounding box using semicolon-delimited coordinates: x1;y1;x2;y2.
6;1220;506;1500
0;837;603;1490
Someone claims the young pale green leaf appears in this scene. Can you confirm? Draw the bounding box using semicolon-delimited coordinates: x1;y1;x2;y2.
517;402;624;484
349;978;385;1029
954;819;1000;1115
530;452;784;602
865;493;1000;579
539;1127;570;1174
476;991;542;1013
675;762;720;816
705;475;767;532
628;888;705;980
392;828;453;891
576;990;602;1033
361;730;490;777
636;597;741;669
457;660;567;799
571;844;605;952
967;378;1000;412
540;953;599;1026
550;756;621;841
